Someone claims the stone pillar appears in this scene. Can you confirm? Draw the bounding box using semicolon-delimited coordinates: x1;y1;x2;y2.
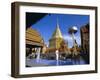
29;47;32;55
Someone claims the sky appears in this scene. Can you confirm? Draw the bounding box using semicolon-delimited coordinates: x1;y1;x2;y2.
30;13;89;48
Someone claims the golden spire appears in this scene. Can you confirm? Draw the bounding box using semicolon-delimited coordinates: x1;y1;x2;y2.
52;18;63;38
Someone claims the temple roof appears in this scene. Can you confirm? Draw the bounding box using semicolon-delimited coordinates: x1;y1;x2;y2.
26;28;44;46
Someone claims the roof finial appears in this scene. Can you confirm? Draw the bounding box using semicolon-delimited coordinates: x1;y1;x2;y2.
57;17;59;28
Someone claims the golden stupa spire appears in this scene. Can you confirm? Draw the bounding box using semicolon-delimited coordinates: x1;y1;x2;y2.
52;18;63;38
49;18;64;49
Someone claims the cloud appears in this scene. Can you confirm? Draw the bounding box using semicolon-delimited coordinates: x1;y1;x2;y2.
63;34;81;48
63;35;72;41
63;35;73;48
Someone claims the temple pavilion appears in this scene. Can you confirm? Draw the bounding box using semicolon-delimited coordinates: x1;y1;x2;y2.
26;28;44;56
